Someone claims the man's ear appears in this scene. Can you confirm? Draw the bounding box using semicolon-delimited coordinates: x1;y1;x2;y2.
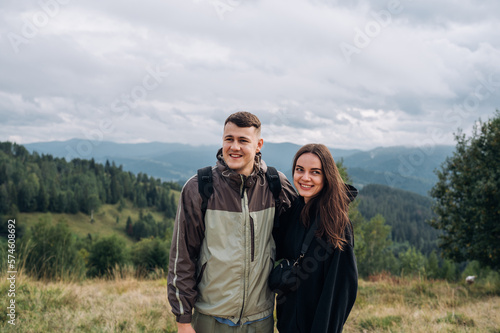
257;138;264;152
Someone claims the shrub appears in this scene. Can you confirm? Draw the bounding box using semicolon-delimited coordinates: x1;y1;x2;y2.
20;217;85;280
131;238;169;277
87;235;127;278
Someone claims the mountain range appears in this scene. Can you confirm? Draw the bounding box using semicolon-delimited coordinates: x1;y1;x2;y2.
24;139;455;196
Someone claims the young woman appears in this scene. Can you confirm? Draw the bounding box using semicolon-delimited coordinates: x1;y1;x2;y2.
273;143;358;333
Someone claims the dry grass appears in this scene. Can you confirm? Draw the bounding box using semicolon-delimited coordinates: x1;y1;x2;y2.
0;273;177;332
344;274;500;333
1;272;499;332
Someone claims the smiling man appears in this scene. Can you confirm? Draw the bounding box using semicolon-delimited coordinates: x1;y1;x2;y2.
167;112;297;333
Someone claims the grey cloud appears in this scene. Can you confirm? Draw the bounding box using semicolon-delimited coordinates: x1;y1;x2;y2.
0;0;499;149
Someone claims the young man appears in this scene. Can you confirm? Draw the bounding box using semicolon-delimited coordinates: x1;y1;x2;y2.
168;112;297;333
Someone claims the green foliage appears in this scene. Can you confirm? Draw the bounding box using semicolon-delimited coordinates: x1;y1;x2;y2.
356;214;396;277
430;110;500;269
0;142;180;218
358;184;439;255
425;250;440;279
398;246;426;277
462;260;500;289
128;211;172;241
87;235;127;277
440;259;459;281
20;217;85;280
131;238;170;276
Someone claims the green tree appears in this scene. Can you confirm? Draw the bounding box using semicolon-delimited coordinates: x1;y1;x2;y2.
131;238;169;276
87;235;127;277
440;259;458;281
425;250;440;279
430;111;500;269
398;246;426;277
0;184;10;214
357;214;395;277
37;183;49;212
126;216;133;236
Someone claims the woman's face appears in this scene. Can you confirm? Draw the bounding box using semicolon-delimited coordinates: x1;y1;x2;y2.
293;153;324;203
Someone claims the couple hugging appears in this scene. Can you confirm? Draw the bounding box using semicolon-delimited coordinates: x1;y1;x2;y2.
168;112;357;333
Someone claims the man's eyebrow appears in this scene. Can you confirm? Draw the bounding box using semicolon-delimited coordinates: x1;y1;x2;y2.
225;135;250;140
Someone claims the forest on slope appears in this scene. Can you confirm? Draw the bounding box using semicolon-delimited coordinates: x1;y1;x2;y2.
357;184;439;255
0;141;180;218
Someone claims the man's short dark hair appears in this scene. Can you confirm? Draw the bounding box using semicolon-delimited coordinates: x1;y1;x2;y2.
224;112;261;135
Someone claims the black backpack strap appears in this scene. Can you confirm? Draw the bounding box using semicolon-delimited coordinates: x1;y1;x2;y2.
197;166;213;216
265;166;281;223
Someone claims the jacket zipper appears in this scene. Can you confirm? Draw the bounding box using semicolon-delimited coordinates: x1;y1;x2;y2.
239;175;251;323
250;218;255;262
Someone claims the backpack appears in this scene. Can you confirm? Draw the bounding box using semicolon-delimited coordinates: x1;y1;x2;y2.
197;166;281;222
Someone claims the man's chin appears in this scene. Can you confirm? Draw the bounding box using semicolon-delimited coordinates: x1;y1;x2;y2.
226;163;241;171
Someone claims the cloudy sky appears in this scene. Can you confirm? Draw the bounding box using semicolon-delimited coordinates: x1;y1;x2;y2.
1;0;499;150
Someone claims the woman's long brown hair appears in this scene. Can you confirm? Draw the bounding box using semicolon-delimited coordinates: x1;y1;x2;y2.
292;144;351;250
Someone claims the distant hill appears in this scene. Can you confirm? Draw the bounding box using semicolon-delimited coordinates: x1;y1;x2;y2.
357;184;439;254
24;139;455;196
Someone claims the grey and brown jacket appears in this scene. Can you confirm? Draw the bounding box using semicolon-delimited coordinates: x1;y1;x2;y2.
167;149;297;324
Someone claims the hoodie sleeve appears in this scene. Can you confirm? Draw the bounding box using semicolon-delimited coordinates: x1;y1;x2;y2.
167;177;205;323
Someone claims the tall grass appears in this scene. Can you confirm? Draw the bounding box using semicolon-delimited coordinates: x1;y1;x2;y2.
343;273;500;333
1;271;498;332
0;271;177;333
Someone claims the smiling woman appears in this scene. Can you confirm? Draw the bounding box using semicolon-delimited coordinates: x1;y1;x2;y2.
273;143;358;333
293;152;324;203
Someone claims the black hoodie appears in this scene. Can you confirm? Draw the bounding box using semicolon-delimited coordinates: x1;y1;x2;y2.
274;185;358;333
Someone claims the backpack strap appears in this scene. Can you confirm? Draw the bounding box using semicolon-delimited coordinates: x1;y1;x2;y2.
197;166;213;217
197;165;282;221
265;166;282;224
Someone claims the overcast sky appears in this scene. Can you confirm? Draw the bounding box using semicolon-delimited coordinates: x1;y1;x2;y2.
1;0;499;150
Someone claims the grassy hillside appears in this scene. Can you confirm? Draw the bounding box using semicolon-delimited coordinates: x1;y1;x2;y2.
16;195;180;246
1;273;498;332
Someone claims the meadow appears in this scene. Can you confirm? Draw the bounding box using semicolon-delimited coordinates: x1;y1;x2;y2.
1;272;498;333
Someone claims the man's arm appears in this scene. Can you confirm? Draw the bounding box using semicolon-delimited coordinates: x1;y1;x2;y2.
167;178;205;324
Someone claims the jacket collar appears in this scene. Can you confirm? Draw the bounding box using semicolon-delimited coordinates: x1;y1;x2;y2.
215;148;267;192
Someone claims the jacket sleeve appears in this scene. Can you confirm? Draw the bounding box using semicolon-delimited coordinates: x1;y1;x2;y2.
167;178;205;323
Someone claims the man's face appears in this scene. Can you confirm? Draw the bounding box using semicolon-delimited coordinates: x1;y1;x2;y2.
222;122;263;176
